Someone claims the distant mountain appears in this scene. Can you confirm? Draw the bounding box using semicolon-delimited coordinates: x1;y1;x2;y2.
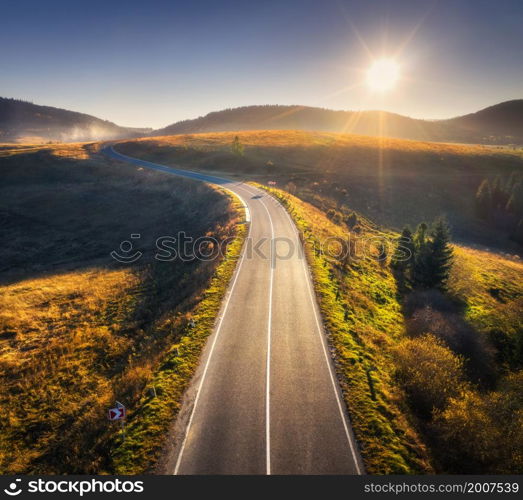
3;96;522;145
155;100;523;145
441;100;523;143
0;97;151;143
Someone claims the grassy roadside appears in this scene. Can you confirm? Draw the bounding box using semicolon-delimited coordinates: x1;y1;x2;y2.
255;183;523;474
0;143;247;473
255;183;432;474
111;191;247;474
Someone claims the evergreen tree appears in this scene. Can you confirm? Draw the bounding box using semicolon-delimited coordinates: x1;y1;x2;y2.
414;222;428;251
428;218;454;290
391;226;415;272
391;226;415;288
231;135;244;156
411;222;431;287
411;218;454;289
475;179;492;220
412;239;432;288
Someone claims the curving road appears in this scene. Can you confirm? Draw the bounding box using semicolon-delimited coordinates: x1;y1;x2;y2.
103;145;363;475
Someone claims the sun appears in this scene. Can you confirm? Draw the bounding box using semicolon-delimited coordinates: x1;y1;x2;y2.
366;59;400;91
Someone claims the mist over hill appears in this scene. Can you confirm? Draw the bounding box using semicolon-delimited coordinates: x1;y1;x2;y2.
0;97;151;143
156;101;523;145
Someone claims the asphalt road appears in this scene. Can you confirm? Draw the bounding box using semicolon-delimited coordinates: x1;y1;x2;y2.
103;145;364;475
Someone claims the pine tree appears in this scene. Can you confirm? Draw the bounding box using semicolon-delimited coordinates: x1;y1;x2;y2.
231;135;244;156
427;218;454;290
391;226;415;287
411;222;430;287
414;222;428;250
475;179;492;220
391;226;415;271
411;218;454;289
412;240;432;288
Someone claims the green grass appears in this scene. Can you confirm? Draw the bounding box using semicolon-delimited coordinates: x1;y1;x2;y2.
448;246;523;371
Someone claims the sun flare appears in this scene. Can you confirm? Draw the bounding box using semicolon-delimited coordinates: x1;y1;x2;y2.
366;59;400;91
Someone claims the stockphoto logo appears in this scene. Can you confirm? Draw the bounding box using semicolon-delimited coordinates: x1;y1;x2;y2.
3;479;22;496
3;478;144;497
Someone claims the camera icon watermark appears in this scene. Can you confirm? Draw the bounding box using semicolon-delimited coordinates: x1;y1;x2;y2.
110;234;142;263
4;478;22;496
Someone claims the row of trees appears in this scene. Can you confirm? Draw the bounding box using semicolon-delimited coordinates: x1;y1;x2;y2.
391;218;454;290
475;172;523;243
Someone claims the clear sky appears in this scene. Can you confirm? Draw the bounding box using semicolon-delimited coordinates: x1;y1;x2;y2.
1;0;522;128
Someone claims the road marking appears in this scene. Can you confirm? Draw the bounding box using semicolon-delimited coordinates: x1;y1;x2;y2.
257;196;275;476
222;187;251;222
216;183;274;475
105;148;270;474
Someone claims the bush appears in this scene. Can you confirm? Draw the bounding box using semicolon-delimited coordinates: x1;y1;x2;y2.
406;291;496;385
393;334;466;418
434;371;523;473
326;208;342;224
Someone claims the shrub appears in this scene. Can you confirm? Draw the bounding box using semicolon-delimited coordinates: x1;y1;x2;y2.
434;371;523;473
393;334;466;418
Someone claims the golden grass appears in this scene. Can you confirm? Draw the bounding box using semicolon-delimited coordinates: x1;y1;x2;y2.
450;247;523;336
126;129;523;159
0;141;243;473
0;142;92;159
117;130;523;250
0;268;142;473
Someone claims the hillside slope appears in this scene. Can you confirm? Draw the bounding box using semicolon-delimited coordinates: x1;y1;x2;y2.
0;98;150;143
443;100;523;143
0;143;241;473
156;101;523;145
116;130;523;250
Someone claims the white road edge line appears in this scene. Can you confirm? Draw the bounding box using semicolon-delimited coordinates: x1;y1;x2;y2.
245;185;363;475
257;196;275;476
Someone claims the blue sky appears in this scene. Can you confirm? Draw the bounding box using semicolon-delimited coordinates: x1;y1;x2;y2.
1;0;522;128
